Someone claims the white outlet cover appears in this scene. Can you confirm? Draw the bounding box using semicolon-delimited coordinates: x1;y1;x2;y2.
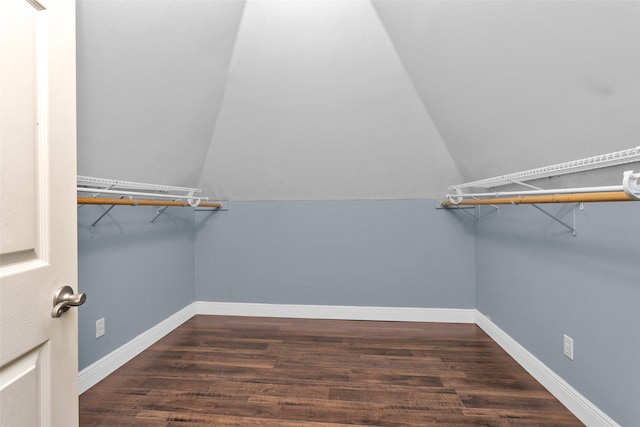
563;334;574;360
96;318;105;338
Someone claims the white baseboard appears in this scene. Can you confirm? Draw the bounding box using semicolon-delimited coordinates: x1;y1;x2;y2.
77;303;618;427
78;303;473;394
78;303;197;394
475;311;620;427
196;301;476;323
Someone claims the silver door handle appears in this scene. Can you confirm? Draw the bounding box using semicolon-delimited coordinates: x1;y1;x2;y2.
51;285;86;318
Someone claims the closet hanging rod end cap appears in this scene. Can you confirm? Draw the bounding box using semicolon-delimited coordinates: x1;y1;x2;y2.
622;170;640;200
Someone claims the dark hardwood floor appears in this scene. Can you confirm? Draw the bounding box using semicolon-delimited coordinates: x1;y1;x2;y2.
80;315;583;426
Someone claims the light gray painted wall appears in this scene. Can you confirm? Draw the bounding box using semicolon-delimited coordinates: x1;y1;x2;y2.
77;197;639;425
77;205;196;371
475;202;640;426
195;200;475;308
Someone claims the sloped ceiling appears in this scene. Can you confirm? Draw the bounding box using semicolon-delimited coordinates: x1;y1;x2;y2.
198;0;462;200
76;0;640;200
76;0;245;187
373;0;640;185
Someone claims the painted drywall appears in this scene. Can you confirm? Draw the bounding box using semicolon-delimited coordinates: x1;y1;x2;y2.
77;205;196;371
373;0;640;185
195;200;475;308
76;0;245;187
74;4;639;423
198;0;462;200
76;197;638;425
475;202;640;426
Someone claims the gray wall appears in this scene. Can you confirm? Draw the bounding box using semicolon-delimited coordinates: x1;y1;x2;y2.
78;199;476;371
475;202;640;426
195;200;476;308
77;205;196;371
77;197;639;425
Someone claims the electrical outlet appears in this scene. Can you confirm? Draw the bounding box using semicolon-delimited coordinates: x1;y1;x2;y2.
563;334;574;360
96;318;105;338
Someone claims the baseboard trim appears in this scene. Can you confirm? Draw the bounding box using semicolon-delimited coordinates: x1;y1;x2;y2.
78;303;473;394
475;311;620;427
196;301;476;323
76;303;618;427
78;303;197;394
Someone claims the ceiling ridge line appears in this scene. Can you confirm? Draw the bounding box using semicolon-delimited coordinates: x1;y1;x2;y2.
369;0;466;186
195;0;250;197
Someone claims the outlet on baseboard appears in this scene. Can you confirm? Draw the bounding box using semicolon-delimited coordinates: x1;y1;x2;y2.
96;318;105;339
563;334;574;360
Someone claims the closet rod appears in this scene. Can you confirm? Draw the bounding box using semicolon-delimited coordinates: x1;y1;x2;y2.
440;191;634;207
77;197;222;208
445;184;623;203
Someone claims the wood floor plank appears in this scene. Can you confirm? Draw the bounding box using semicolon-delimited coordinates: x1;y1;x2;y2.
80;315;583;426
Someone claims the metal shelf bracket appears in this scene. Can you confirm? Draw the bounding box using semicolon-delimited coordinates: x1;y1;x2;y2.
530;204;577;237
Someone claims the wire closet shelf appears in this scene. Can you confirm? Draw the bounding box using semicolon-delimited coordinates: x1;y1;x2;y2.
77;176;221;208
442;146;640;207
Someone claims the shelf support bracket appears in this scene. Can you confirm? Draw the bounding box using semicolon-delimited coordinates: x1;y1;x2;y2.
151;206;170;223
478;205;500;221
530;204;577;237
90;196;128;227
445;205;480;221
91;205;117;228
508;179;543;191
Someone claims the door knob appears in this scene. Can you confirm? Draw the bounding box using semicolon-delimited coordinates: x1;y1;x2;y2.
51;285;86;318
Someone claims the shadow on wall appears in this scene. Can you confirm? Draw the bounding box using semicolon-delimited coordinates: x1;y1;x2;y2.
78;205;196;244
474;203;640;280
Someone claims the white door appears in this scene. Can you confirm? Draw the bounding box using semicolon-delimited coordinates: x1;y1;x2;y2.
0;0;78;425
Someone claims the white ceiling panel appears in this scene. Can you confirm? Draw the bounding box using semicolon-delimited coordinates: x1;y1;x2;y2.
198;0;462;200
76;0;246;187
373;0;640;186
